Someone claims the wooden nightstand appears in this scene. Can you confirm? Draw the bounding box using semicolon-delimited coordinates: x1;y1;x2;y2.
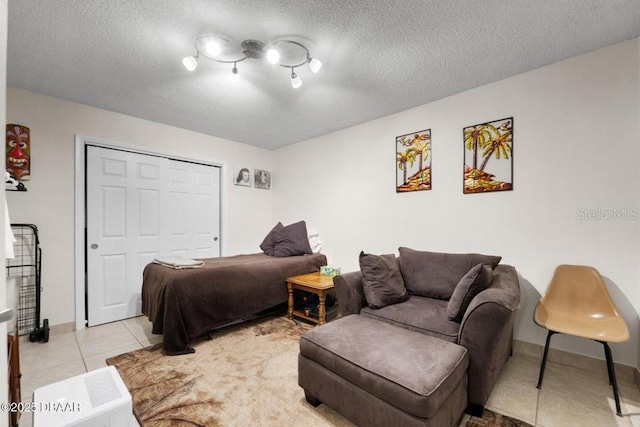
286;272;336;325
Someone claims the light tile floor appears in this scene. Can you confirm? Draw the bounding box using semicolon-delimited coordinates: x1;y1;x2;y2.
17;317;159;427
16;318;640;427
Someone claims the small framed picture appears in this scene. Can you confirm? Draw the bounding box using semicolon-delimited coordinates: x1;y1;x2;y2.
463;117;513;194
234;166;252;187
396;129;431;193
254;169;271;190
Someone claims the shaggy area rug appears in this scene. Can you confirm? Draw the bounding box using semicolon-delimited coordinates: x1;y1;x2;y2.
107;316;352;426
466;409;534;427
108;316;532;427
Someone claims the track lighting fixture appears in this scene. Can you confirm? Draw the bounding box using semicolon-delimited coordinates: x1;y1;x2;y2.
182;55;198;72
205;40;221;57
228;63;239;83
266;48;280;65
290;68;302;89
308;57;322;74
182;36;322;88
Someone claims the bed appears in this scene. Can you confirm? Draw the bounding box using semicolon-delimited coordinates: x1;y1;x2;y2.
142;252;327;355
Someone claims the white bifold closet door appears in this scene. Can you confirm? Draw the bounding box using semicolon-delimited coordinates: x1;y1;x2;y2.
86;146;220;326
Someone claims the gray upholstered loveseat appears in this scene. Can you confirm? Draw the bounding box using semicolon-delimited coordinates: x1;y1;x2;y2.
333;249;520;415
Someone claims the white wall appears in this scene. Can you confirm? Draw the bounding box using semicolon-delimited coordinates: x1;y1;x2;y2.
6;87;274;327
273;38;640;366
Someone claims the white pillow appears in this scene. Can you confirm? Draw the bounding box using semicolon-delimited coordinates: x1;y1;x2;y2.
308;231;322;254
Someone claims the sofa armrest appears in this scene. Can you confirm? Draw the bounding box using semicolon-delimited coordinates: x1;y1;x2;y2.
333;271;366;316
458;264;520;408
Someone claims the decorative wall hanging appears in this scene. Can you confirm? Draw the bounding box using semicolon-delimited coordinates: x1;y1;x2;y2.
463;117;513;194
254;169;271;190
234;166;252;187
396;129;431;192
6;124;30;181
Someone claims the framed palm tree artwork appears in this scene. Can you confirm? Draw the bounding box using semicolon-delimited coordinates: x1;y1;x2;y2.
396;129;431;193
463;117;513;194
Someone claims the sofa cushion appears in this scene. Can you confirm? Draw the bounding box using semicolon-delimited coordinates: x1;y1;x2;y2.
361;296;460;343
447;264;493;323
272;221;313;257
259;222;283;256
300;315;468;419
359;252;408;309
398;247;501;300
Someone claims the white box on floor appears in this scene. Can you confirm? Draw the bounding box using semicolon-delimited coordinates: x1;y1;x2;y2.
33;366;132;427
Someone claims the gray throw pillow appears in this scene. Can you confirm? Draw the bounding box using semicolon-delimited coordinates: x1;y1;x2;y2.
359;251;409;309
398;247;501;300
272;221;313;257
260;222;284;256
446;264;493;322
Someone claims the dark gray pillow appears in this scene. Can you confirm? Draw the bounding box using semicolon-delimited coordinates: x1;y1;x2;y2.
359;251;409;309
272;221;313;257
260;222;283;256
398;247;501;300
446;264;493;322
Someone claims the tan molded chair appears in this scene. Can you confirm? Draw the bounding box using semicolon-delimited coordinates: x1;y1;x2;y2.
534;265;629;417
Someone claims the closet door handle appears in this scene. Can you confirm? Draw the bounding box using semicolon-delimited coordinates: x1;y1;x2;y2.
90;244;99;249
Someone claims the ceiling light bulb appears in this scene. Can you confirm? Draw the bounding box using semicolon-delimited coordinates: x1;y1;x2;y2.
291;71;302;89
308;57;322;73
205;40;221;57
182;55;198;71
266;48;280;64
229;65;240;83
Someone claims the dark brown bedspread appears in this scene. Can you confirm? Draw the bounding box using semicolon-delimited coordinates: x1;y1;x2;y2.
142;253;327;355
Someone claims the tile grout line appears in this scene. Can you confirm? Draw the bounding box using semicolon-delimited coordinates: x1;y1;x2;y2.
133;324;150;347
121;318;152;347
118;320;139;345
522;354;639;392
498;355;634;425
121;319;135;335
517;352;637;387
74;328;89;373
622;391;640;420
20;337;85;376
76;321;133;368
540;386;630;418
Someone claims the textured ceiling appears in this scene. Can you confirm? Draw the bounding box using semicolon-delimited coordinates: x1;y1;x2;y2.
7;1;640;150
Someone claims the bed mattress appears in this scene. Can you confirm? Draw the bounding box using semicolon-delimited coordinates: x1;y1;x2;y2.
142;252;327;354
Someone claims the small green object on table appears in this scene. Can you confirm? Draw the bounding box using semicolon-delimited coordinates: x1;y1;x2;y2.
320;266;341;276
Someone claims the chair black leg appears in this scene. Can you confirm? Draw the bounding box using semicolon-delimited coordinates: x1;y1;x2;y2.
606;355;614;386
599;341;614;385
536;330;556;389
601;341;622;417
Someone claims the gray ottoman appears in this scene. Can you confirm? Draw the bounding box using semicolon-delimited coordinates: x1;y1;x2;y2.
299;315;468;427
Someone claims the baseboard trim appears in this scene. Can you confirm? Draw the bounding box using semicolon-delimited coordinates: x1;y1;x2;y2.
19;320;75;342
50;321;75;335
513;339;635;381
